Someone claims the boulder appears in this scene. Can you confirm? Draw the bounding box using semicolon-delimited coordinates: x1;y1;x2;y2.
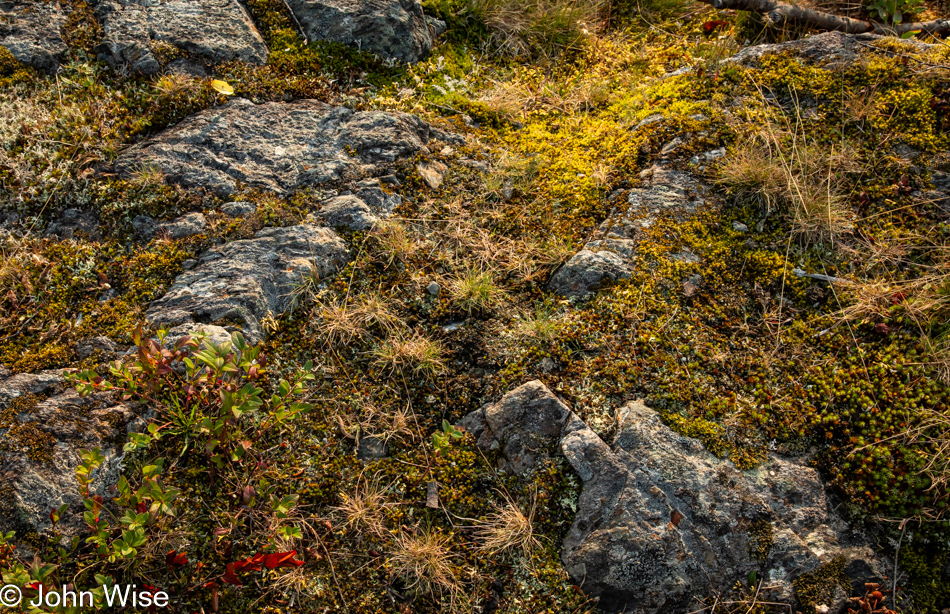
0;371;145;549
145;224;348;343
285;0;432;63
160;212;207;239
0;1;69;72
92;0;267;75
547;238;637;299
315;195;379;231
351;177;402;216
116;98;454;196
463;381;883;614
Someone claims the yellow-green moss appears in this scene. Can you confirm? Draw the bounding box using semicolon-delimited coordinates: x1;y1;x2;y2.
792;555;850;614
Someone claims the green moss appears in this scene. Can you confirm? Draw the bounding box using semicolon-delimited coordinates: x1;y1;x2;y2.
0;46;21;77
746;519;774;561
792;555;850;614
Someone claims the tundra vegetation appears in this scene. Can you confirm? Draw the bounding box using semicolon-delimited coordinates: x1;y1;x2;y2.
1;0;950;612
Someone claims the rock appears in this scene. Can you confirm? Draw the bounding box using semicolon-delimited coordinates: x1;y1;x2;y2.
426;281;440;296
132;214;158;238
426;16;446;38
548;238;637;299
0;0;69;72
726;31;933;68
690;147;726;165
92;0;267;75
659;137;685;157
161;212;207;239
417;160;447;189
162;323;233;348
0;371;146;549
116;98;453;196
683;273;702;298
462;382;884;614
352;178;402;216
285;0;432;63
540;356;557;373
461;380;573;475
356;434;388;461
75;336;120;360
611;165;705;233
732;221;749;233
146;224;348;343
221;201;257;217
44;208;100;240
315;195;378;231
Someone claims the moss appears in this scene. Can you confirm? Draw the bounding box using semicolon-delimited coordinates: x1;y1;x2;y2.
0;46;21;77
746;519;774;561
0;394;57;465
792;556;850;614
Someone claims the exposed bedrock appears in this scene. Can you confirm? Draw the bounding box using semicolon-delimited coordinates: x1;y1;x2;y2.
462;381;884;613
92;0;267;75
115;98;454;196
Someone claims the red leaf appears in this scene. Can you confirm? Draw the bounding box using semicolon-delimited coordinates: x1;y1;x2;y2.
166;550;189;567
702;20;728;34
232;553;265;573
136;502;149;514
263;550;305;569
222;563;242;586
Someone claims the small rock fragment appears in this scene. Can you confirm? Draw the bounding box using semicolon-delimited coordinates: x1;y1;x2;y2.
732;221;749;233
417;160;448;189
221;201;257;217
427;281;441;296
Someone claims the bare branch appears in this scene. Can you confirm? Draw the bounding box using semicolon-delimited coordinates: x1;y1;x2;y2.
697;0;950;37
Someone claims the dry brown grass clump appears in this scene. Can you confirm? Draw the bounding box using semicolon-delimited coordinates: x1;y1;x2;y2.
474;492;540;556
370;332;446;379
470;0;606;59
311;294;399;346
388;527;462;599
332;477;392;539
718;130;859;244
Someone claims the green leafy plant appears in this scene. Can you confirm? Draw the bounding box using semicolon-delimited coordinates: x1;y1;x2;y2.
867;0;923;25
431;419;464;453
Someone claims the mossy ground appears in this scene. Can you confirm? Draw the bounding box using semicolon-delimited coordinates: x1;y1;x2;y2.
2;0;950;612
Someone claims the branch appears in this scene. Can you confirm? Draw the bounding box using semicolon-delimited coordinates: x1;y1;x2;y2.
698;0;950;37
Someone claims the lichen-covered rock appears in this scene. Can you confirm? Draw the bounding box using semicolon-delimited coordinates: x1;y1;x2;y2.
160;212;207;239
285;0;432;63
92;0;267;75
116;98;453;196
547;238;637;298
315;195;379;231
463;382;883;614
146;224;348;343
0;371;145;549
44;207;101;240
0;1;69;72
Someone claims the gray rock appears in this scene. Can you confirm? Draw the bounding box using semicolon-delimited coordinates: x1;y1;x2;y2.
352;178;402;216
285;0;432;63
221;201;257;217
132;214;158;238
463;381;883;614
75;336;120;360
417;160;447;189
659;137;685;157
315;195;378;231
356;434;388;461
548;238;638;299
146;224;348;343
732;221;749;233
0;0;69;72
45;208;100;240
426;281;440;296
540;356;557;373
0;371;146;550
161;322;233;348
92;0;267;75
690;147;726;165
161;212;207;239
726;31;933;69
601;165;706;235
116;98;451;196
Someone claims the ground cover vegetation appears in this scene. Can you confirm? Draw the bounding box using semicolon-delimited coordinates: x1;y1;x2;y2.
2;0;950;612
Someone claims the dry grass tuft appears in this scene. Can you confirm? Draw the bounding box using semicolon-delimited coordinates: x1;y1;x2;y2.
371;220;420;267
470;0;605;59
449;267;504;314
371;332;446;380
474;491;540;556
388;527;461;599
332;477;392;540
311;294;399;346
